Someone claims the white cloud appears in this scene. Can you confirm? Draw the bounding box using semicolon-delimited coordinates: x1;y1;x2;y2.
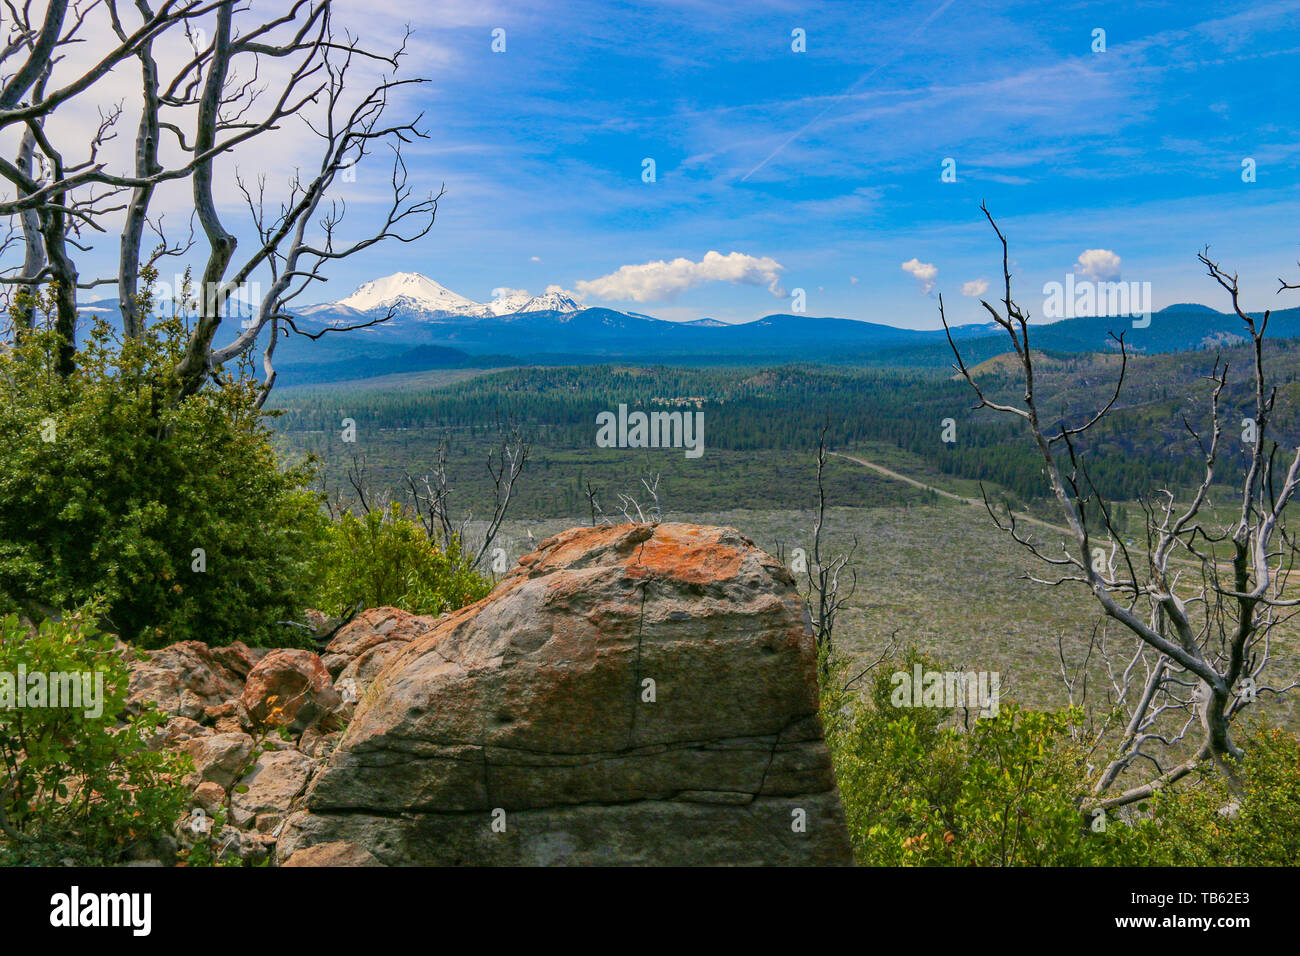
901;258;938;294
850;276;860;285
1074;249;1122;281
576;251;785;303
530;256;541;262
491;287;528;299
546;284;582;299
962;278;989;297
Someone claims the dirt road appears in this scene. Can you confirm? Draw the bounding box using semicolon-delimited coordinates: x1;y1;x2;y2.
830;451;1077;540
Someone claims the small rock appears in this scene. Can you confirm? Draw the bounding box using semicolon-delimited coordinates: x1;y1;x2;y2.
156;716;212;751
299;728;342;760
126;641;244;720
280;841;385;867
231;749;317;825
236;831;276;864
183;732;253;790
191;781;226;815
211;641;264;679
205;699;250;734
320;607;430;678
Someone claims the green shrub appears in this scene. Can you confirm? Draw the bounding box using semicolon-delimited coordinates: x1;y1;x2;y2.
311;503;491;617
821;649;1149;865
823;648;1300;866
0;308;327;647
0;608;190;865
1136;724;1300;866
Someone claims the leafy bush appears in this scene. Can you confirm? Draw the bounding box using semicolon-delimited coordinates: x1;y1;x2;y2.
311;503;491;617
1136;724;1300;866
0;303;326;647
0;609;190;865
821;649;1148;865
822;648;1300;865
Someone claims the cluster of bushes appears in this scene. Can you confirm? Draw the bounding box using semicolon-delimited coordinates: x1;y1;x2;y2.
822;649;1300;865
0;310;493;863
0;315;491;648
0;316;323;647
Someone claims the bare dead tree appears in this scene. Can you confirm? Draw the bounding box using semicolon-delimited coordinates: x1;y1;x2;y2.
0;1;437;399
942;202;1300;812
343;454;390;516
405;425;531;569
615;472;662;524
841;627;902;693
584;479;607;526
806;419;858;678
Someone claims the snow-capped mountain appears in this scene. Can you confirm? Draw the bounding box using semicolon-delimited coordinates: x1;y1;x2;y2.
484;288;582;316
327;272;581;319
337;272;481;315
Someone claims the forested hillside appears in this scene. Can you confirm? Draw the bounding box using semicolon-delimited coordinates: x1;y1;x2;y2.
271;343;1300;516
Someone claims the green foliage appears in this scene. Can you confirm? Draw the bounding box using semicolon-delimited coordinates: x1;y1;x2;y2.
821;649;1149;865
823;648;1300;866
311;503;491;617
0;609;190;865
0;298;326;647
1136;724;1300;866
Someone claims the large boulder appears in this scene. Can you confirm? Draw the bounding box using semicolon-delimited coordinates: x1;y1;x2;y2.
277;523;853;866
241;649;341;732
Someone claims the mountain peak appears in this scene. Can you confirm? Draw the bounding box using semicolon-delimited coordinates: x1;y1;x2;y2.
336;272;480;314
334;272;580;318
487;288;581;316
1159;302;1223;315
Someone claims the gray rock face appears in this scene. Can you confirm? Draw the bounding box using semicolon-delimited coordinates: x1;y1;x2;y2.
231;749;317;827
277;523;854;866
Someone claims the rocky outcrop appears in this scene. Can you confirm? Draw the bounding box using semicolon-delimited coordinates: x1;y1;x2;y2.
127;639;345;865
277;523;853;866
121;606;428;863
126;641;251;721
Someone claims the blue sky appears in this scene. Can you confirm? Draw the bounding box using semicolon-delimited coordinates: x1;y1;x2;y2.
104;0;1300;328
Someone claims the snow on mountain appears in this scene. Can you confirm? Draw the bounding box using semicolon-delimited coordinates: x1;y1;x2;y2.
331;272;580;319
489;288;581;315
336;272;486;316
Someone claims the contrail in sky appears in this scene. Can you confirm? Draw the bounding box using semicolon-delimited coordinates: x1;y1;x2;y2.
739;0;958;183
